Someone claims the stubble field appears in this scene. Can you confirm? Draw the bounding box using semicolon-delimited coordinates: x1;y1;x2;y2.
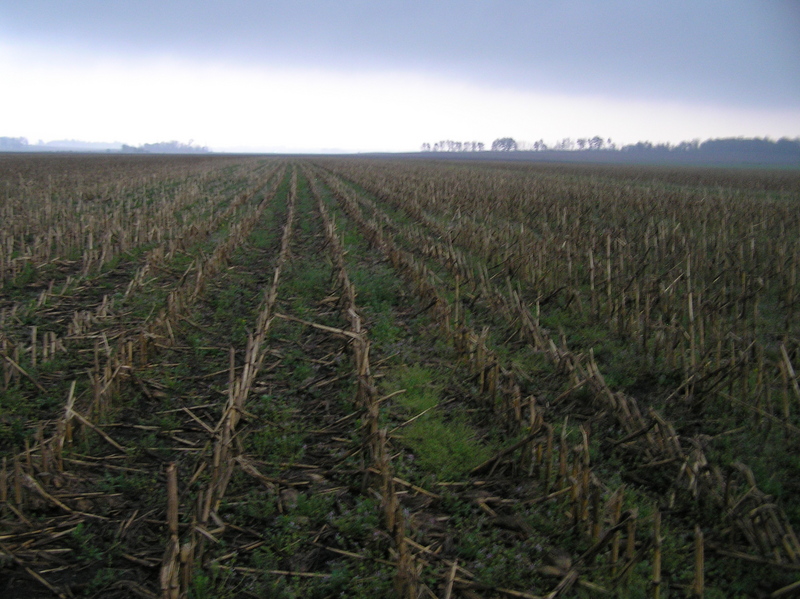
1;153;799;598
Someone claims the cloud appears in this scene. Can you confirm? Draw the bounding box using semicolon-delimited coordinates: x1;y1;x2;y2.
1;0;799;110
2;42;798;152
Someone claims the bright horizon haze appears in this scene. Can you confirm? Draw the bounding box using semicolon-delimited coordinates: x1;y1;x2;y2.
1;1;799;153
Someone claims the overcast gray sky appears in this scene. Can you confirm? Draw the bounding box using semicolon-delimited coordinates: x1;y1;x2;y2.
1;1;799;152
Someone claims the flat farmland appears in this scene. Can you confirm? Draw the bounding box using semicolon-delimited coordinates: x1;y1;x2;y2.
1;153;799;598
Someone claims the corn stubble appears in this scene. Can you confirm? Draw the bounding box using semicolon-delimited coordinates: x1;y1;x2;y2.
1;154;799;598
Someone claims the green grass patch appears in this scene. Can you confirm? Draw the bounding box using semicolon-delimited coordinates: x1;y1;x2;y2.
350;263;401;309
403;417;492;480
391;364;440;415
387;365;493;480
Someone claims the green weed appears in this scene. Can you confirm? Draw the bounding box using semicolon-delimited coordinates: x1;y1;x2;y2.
404;417;492;479
386;365;493;479
390;365;441;415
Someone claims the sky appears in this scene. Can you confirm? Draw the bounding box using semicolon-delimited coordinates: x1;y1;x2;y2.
1;1;799;153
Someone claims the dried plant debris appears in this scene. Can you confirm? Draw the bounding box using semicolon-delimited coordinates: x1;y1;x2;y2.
1;154;799;597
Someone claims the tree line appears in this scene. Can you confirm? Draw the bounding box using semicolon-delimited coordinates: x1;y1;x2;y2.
420;137;610;152
421;136;800;156
0;137;210;153
421;141;485;152
120;141;209;154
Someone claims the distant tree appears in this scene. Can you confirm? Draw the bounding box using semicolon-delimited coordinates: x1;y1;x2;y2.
621;141;654;152
423;140;488;152
577;138;587;150
122;140;209;154
491;137;517;151
553;138;574;151
775;137;800;154
699;137;800;156
675;139;700;152
589;136;604;150
0;137;28;150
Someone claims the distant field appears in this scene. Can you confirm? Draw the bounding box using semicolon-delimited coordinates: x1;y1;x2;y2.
1;154;799;598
